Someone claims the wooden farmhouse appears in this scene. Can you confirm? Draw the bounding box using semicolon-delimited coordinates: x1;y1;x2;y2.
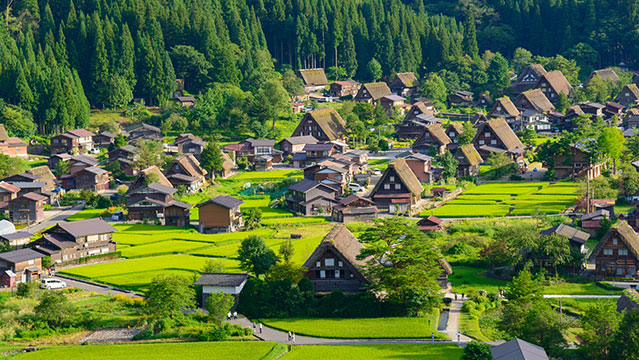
287;179;337;216
50;129;95;155
329;80;360;98
395;102;440;140
297;68;329;94
402;153;434;183
302;224;371;294
412;124;452;156
449;90;473;106
0;231;34;249
455;144;483;177
514;89;555;114
472;118;525;163
125;123;162;142
197;195;244;233
32;218;117;265
535;70;572;103
543;141;604;180
615;84;639;107
417;215;444;232
8;193;45;223
540;223;590;254
586;68;619;86
165;154;207;192
389;72;418;97
488;97;520;124
369;158;423;213
291;108;347;142
331;195;377;223
0;248;45;287
511;64;547;94
277;135;318;158
588;222;639;278
0;181;19;209
195;273;249;309
353;82;392;104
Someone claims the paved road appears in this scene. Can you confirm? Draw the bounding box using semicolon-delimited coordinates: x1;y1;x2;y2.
230;316;457;346
27;202;84;233
52;274;142;298
444;294;474;345
543;295;621;299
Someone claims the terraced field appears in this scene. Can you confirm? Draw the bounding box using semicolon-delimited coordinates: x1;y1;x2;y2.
424;182;579;218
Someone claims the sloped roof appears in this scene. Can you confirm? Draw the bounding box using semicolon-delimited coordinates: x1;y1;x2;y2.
371;158;423;197
172;154;207;178
482;119;525;151
221;152;234;171
195;273;249;286
26;166;56;190
0;181;20;193
491;338;549;360
587;69;619;85
518;89;555;113
457;144;483;166
289;179;323;193
446;122;464;134
619;84;639;100
362;82;392;100
81;166;108;175
588;221;639;261
298;68;329;86
391;72;418;88
67;129;95;137
0;231;33;241
540;223;590;245
306;108;347;140
303;224;370;270
199;195;244;209
492;97;520;117
0;248;45;263
0;124;9;142
133;166;173;190
280;136;318;145
512;64;548;93
414;124;451;148
56;218;117;237
70;155;100;166
21;192;47;201
541;70;572;96
125;123;161;133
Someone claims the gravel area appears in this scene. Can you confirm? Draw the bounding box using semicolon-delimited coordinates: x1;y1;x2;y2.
81;328;142;343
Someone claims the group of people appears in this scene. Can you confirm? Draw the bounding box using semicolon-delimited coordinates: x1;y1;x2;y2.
252;322;263;334
453;292;465;300
287;331;296;343
226;311;238;320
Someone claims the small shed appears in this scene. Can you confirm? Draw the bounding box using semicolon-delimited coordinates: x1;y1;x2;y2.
431;187;447;198
195;273;250;308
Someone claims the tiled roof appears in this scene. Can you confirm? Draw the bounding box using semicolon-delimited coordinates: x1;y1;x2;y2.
195;273;249;286
0;248;45;263
56;218;117;237
199;195;244;209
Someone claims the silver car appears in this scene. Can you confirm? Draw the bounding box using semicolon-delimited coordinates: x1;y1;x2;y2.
40;278;67;290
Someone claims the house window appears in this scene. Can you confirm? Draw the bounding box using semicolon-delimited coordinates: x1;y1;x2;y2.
325;258;335;266
619;249;628;256
384;184;390;190
603;248;613;255
551;93;555;98
389;176;395;182
617;267;624;275
491;140;497;145
479;140;485;145
497;106;502;111
28;260;34;265
316;261;321;267
612;238;618;245
338;261;343;267
335;270;341;278
484;132;491;137
320;270;326;278
394;184;401;190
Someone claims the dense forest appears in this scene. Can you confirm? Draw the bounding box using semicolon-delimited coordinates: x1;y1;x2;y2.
0;0;637;135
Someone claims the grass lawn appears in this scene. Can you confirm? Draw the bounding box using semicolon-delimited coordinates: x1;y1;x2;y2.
66;209;108;221
425;182;579;218
282;344;462;360
261;312;446;339
449;266;507;294
544;297;618;316
14;342;278;360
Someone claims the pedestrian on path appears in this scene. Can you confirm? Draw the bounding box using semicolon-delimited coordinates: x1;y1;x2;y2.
454;293;457;300
456;332;461;346
431;333;434;343
259;323;263;334
461;292;464;299
287;331;292;341
227;312;232;320
253;322;257;332
233;311;238;319
292;332;296;344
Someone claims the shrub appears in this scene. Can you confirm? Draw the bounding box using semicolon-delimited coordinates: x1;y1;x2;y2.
16;281;39;298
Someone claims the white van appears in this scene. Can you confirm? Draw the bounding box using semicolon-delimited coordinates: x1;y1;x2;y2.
41;278;67;290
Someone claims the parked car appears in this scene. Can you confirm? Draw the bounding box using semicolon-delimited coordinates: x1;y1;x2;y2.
371;168;381;176
41;278;67;290
111;211;124;221
348;183;365;192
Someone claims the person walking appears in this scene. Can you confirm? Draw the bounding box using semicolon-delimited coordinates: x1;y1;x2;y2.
292;332;296;344
461;292;465;299
431;333;434;343
227;312;232;320
456;332;461;346
259;323;263;334
253;322;257;332
287;331;292;342
454;292;457;300
233;311;238;319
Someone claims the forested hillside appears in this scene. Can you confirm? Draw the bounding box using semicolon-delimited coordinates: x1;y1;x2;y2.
0;0;637;135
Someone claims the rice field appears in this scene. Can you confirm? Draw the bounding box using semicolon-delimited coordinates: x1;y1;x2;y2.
424;182;579;218
281;344;463;360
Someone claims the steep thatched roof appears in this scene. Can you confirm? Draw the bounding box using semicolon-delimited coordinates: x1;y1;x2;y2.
127;165;172;194
391;72;418;88
414;124;451;148
479;119;525;151
512;64;547;93
491;97;520;117
588;221;639;261
171;154;207;178
0;124;9;142
362;82;392;100
297;68;329;86
617;289;639;313
587;69;619;85
26;166;56;190
456;144;483;166
372;158;423;197
541;70;572;96
517;89;555;113
307;108;347;140
302;224;370;270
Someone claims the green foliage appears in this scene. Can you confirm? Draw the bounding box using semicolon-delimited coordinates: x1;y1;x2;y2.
279;239;295;264
205;291;235;325
366;59;382;82
41;256;52;270
200;142;224;175
505;266;542;302
16;281;39;298
55;160;70;177
358;218;442;314
146;274;196;320
201;259;226;273
133;139;164;171
266;263;306;283
34;292;76;328
242;208;263;231
0;154;27;179
609;311;639;360
579;301;622;360
457;121;476;146
237;235;277;277
440;151;459;181
420;74;447;104
462;340;492;360
170;45;212;93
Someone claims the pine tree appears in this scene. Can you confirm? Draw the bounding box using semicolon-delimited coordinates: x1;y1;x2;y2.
118;23;136;88
462;11;479;58
89;17;110;107
200;142;224;177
